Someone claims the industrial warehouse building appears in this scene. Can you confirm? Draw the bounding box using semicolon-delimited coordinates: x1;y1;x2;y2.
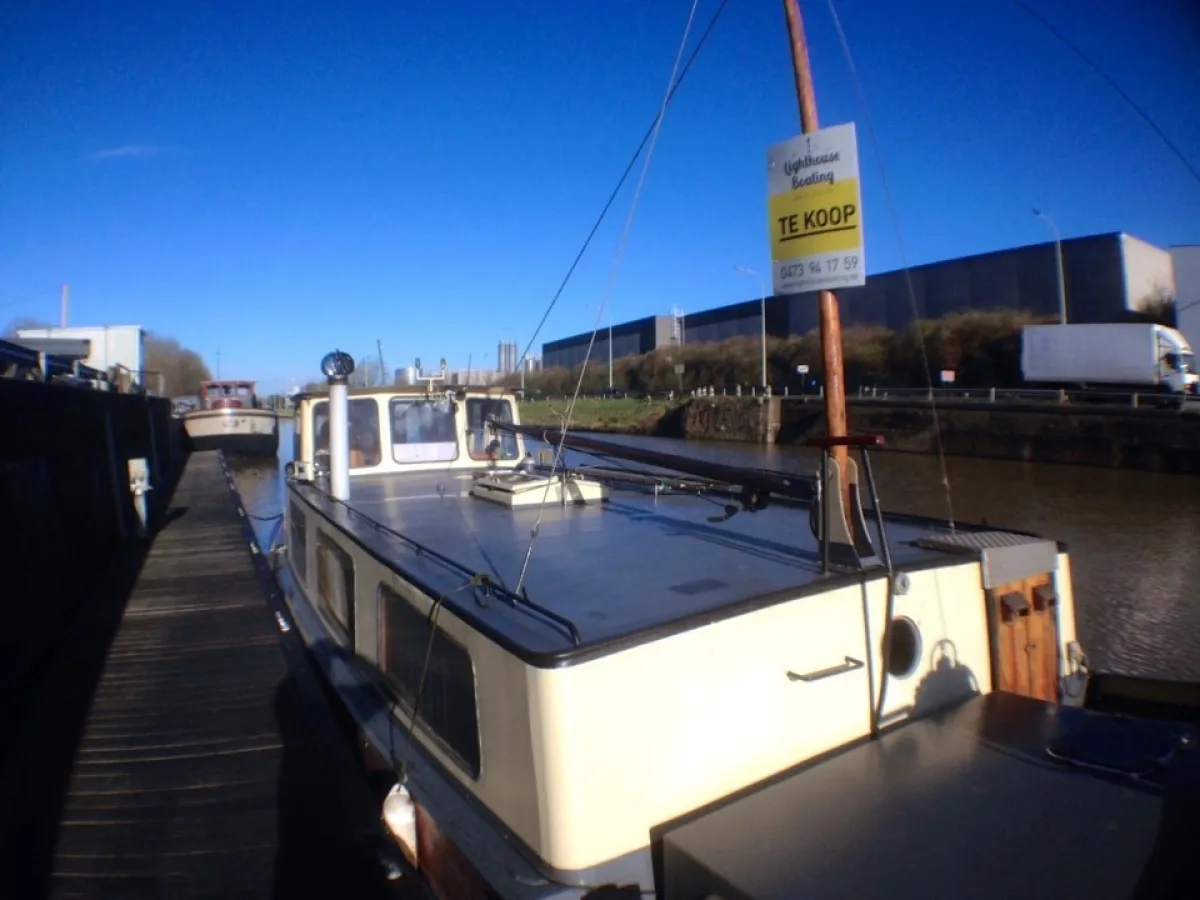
542;231;1176;370
1175;246;1200;350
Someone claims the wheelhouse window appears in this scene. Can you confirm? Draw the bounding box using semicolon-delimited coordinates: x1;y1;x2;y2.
313;398;382;468
389;398;459;464
201;381;257;410
466;398;520;461
378;584;480;776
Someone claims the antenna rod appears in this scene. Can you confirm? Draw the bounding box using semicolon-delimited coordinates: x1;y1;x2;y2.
60;283;69;328
782;0;851;511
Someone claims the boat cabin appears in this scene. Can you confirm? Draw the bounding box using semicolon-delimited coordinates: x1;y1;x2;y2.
291;385;526;475
200;379;259;410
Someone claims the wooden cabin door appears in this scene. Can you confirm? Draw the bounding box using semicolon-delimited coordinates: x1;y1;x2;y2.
988;574;1060;702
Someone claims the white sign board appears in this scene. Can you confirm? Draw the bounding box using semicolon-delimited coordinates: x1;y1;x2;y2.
766;123;866;296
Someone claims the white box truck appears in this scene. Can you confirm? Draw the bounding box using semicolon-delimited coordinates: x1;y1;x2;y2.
1021;323;1198;397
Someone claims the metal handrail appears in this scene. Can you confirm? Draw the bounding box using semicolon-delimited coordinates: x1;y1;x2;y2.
0;338;103;382
520;385;1196;409
319;490;583;646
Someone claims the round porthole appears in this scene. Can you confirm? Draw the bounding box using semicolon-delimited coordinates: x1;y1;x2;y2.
885;616;922;678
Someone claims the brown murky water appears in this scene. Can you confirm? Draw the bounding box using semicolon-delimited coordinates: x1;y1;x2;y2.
231;422;1200;682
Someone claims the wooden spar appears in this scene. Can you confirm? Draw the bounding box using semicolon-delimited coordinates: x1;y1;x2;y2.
782;0;853;529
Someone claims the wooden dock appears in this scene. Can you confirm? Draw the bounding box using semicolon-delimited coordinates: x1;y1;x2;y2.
0;452;402;898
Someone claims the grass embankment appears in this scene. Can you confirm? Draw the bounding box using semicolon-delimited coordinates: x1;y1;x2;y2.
516;396;680;434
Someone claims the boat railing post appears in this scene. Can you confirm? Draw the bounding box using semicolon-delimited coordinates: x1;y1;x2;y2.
820;448;830;574
858;445;893;575
321;350;356;502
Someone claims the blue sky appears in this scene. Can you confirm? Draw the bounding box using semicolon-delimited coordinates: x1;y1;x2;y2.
2;0;1198;393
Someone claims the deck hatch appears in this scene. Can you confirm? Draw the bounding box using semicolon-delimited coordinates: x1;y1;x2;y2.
916;530;1057;588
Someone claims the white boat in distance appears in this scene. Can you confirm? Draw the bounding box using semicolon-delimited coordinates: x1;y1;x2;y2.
183;379;278;456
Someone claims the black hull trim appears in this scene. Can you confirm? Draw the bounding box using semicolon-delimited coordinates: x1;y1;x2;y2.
189;433;279;456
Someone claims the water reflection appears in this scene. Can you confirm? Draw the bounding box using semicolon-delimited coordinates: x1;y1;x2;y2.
227;420;1200;681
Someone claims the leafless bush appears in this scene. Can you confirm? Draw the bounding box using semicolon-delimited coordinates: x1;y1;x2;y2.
512;309;1052;394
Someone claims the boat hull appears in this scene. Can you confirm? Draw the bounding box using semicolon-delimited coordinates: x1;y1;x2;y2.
184;408;279;456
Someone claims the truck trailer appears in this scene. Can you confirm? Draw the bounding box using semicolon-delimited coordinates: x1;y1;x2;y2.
1021;323;1198;396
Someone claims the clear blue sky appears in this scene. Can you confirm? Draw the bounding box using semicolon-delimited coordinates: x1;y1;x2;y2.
2;0;1198;393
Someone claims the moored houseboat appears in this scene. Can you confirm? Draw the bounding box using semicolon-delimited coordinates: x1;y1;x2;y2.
269;0;1200;891
183;379;279;456
270;355;1200;899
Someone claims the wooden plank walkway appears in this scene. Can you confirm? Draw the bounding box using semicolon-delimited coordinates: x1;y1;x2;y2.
0;451;401;899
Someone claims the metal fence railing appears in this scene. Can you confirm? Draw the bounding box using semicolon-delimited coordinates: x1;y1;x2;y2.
518;383;1198;412
0;338;166;396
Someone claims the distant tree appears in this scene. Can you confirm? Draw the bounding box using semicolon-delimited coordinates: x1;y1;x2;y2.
4;317;212;396
144;333;212;397
350;356;390;388
1;316;53;337
1132;286;1176;327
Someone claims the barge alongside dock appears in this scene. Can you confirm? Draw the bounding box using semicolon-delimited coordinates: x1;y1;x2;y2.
268;362;1199;899
183;379;279;456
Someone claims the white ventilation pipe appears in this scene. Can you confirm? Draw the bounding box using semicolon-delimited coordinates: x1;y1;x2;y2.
321;351;355;501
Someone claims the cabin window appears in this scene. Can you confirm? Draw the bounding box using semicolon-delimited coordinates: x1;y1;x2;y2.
388;398;459;464
377;584;480;777
465;399;520;461
312;398;382;469
290;503;307;582
316;532;355;639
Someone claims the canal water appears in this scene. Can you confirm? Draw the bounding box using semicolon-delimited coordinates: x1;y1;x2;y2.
229;420;1200;682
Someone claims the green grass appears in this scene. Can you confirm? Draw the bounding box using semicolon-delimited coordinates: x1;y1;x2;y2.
516;396;680;433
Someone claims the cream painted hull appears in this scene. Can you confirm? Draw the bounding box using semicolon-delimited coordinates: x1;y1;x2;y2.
184;408;278;455
280;485;1081;892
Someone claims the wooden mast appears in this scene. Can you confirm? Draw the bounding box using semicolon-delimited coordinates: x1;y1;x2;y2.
782;0;852;519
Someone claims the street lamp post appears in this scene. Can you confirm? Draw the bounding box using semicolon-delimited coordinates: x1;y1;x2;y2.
1032;208;1067;325
734;265;768;391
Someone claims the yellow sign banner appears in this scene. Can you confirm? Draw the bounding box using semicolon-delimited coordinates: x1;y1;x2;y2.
768;178;862;259
766;123;866;295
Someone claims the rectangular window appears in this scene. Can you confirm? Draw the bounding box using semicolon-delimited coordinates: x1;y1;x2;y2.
313;398;382;468
388;398;459;464
465;398;520;461
290;503;307;582
378;584;480;777
316;532;355;640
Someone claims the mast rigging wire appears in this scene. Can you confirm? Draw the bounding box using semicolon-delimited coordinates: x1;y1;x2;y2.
513;0;736;375
1010;0;1200;188
824;0;956;532
513;0;704;597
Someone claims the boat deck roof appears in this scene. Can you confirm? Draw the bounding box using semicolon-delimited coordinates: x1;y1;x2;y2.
659;692;1192;899
294;463;1002;663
